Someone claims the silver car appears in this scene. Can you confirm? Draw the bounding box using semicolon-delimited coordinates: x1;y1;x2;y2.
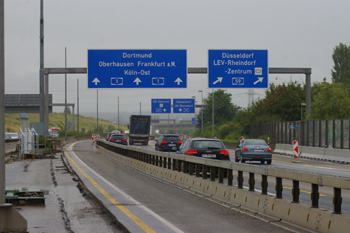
235;139;272;164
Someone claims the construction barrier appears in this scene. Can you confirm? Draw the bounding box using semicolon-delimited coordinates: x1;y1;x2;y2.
293;140;299;159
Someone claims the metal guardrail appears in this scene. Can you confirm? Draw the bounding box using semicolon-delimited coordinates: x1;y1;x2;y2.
96;139;350;232
4;139;19;143
97;139;350;216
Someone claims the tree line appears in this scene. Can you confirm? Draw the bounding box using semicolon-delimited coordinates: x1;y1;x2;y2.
194;43;350;142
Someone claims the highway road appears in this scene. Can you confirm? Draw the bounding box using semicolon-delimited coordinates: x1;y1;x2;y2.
5;139;349;231
66;140;300;233
147;141;350;215
65;140;350;232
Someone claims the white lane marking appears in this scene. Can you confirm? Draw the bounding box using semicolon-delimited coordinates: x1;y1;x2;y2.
67;143;184;233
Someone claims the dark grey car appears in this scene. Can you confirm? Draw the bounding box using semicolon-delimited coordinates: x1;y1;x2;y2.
155;134;182;152
177;138;230;161
109;134;128;145
235;139;272;164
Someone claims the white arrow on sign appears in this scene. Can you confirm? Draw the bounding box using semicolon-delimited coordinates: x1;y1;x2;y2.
179;108;183;112
175;77;183;85
254;77;264;85
213;77;223;85
134;77;142;85
163;108;167;112
92;77;100;85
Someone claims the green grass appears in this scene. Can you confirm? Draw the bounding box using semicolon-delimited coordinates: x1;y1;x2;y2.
5;113;126;135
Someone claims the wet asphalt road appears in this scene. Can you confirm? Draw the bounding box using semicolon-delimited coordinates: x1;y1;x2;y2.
68;140;300;233
146;141;350;215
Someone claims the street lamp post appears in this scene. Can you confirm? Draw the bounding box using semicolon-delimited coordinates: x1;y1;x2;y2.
198;90;203;134
212;89;214;137
117;96;119;130
192;96;196;133
301;103;306;120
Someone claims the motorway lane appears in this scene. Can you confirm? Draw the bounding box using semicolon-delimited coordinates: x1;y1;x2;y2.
148;141;350;178
67;140;294;233
146;142;350;215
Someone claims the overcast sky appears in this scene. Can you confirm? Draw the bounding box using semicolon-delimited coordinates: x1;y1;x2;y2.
4;0;350;120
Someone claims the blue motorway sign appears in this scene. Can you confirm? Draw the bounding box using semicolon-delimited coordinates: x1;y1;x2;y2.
208;50;268;88
152;99;171;114
173;99;195;113
191;117;198;125
88;50;187;88
289;125;298;130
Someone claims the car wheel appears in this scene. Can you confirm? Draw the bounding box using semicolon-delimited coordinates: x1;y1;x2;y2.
260;160;265;164
235;156;239;162
241;159;245;163
267;160;272;165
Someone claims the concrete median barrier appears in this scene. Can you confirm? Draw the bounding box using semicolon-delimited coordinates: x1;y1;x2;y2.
274;143;350;164
97;142;350;233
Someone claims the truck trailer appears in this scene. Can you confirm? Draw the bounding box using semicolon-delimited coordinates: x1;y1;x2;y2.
128;115;151;145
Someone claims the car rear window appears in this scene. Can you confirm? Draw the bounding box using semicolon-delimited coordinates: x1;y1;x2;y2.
163;136;180;141
245;140;267;146
111;135;125;139
192;140;224;149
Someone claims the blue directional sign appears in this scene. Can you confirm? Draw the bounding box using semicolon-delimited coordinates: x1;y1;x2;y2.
173;99;195;113
152;99;171;114
289;125;298;130
88;50;187;88
208;50;268;88
191;117;198;125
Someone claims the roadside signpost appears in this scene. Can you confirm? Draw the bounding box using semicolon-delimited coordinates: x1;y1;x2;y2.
208;49;268;88
151;99;171;114
289;125;298;130
88;49;187;88
173;99;195;113
191;117;198;125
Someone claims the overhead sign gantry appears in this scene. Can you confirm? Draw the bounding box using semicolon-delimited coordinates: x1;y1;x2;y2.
208;49;268;88
88;49;187;88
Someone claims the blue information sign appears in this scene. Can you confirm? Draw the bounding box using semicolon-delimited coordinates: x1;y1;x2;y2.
208;50;268;88
152;99;171;114
191;117;198;125
88;50;187;88
173;99;195;113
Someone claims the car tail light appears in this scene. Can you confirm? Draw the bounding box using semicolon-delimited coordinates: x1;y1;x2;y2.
267;148;272;152
177;141;182;144
122;139;127;142
161;141;167;144
186;150;197;155
243;147;248;151
220;150;229;156
110;139;115;142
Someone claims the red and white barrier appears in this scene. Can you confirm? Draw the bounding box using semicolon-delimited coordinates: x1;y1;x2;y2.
91;133;100;144
293;140;299;159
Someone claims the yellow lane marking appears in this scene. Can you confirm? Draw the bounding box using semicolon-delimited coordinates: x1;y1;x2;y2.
274;160;350;172
283;186;326;197
64;142;156;233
